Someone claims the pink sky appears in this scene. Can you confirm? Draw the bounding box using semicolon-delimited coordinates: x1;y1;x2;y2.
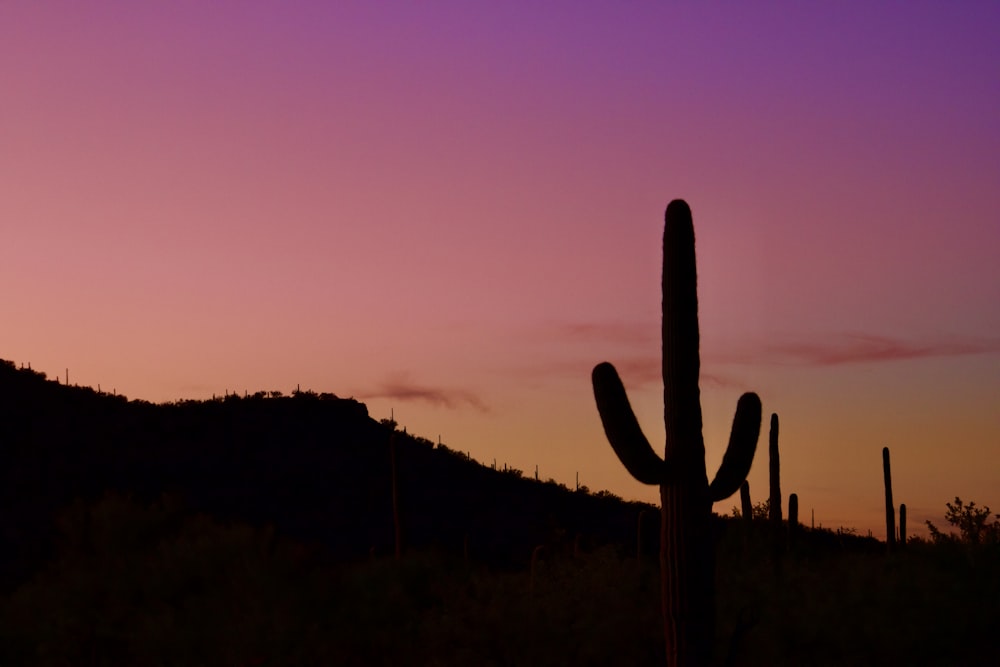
3;2;998;538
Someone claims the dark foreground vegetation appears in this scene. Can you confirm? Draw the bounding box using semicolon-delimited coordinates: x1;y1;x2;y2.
1;360;997;665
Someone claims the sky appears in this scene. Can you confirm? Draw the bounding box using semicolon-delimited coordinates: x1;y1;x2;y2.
2;1;998;539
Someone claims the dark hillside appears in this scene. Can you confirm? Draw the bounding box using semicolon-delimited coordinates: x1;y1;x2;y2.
0;359;651;590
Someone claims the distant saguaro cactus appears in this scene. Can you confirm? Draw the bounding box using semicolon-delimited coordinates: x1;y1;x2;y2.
883;446;895;552
592;200;762;667
768;414;784;574
768;414;781;524
899;503;907;547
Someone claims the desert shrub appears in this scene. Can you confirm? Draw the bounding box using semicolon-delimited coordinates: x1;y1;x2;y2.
926;497;1000;546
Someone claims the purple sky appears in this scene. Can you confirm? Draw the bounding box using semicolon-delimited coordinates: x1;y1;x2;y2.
2;1;999;537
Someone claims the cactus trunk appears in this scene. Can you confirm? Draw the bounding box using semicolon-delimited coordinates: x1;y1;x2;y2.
660;485;713;661
592;200;762;667
883;446;895;552
768;414;781;524
899;503;907;547
659;200;711;664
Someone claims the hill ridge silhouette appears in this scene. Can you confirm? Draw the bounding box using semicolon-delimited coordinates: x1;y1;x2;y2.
0;357;654;591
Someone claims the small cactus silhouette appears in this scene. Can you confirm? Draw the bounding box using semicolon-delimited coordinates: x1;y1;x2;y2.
899;502;907;547
883;446;895;552
592;199;762;667
769;414;781;524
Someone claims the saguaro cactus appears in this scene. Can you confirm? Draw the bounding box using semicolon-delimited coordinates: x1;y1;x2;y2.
883;446;895;552
899;503;907;547
769;414;782;524
592;200;762;667
788;493;799;537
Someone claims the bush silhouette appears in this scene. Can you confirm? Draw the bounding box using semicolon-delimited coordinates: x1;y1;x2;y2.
926;497;1000;546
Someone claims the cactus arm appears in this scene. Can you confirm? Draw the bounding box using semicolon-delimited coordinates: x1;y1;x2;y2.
708;392;762;502
592;362;668;485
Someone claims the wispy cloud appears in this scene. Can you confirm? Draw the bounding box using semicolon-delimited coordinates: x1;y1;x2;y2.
522;321;757;389
719;333;1000;367
358;376;490;412
553;319;1000;368
520;322;1000;392
511;354;751;391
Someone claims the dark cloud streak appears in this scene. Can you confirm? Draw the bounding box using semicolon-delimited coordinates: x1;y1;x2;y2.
358;378;490;413
723;333;1000;367
515;323;998;394
552;321;1000;367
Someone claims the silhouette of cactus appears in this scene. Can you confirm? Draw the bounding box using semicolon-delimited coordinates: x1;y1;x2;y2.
767;413;785;575
883;446;895;552
899;502;907;547
592;199;762;667
768;414;781;524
